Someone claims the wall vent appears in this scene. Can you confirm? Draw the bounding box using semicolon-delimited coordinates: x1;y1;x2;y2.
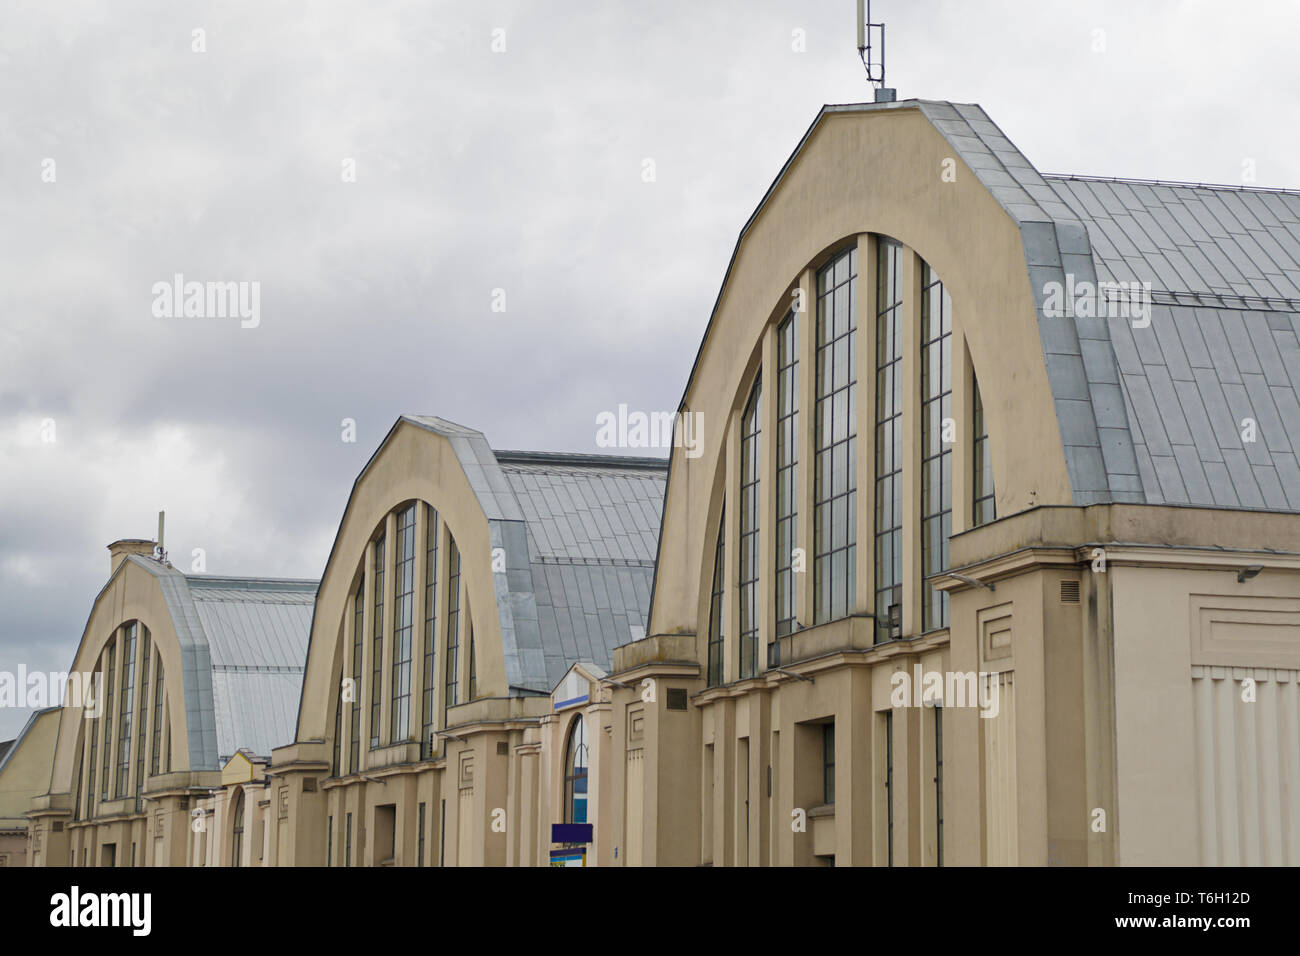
496;742;508;756
1060;580;1081;604
666;688;688;711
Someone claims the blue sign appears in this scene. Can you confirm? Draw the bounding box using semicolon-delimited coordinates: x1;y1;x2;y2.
551;823;593;845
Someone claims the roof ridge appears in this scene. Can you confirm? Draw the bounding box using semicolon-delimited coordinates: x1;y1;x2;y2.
184;574;319;590
1044;172;1300;198
495;449;669;470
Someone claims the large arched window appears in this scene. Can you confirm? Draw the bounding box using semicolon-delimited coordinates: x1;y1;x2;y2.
69;622;163;821
334;501;469;772
563;715;589;825
231;788;245;867
700;232;992;678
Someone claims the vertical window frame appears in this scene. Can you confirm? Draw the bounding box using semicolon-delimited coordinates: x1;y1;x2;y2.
814;246;859;625
444;537;461;725
349;577;363;773
706;507;725;687
563;714;590;825
134;628;150;806
823;721;836;806
421;505;440;756
874;239;904;643
775;311;800;637
100;637;115;800
391;504;416;742
972;375;996;527
920;264;953;632
738;377;762;679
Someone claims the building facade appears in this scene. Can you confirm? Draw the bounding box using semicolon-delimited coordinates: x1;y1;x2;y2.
268;416;666;867
25;540;316;866
19;98;1300;866
608;98;1300;866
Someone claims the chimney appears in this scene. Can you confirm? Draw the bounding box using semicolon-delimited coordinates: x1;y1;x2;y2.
108;539;155;574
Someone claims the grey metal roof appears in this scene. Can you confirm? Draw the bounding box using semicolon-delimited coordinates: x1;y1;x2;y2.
877;99;1300;512
498;457;665;564
908;100;1143;505
1040;177;1300;509
498;456;663;687
396;416;666;693
186;577;316;762
127;557;317;767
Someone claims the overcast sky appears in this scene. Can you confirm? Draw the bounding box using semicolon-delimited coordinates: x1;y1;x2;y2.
2;0;1298;739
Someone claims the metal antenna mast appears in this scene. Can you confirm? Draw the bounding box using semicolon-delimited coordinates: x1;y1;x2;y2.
857;0;895;102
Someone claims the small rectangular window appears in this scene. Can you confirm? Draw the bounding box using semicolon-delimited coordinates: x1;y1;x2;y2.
823;722;836;805
972;374;996;526
934;705;944;867
885;710;895;866
417;802;426;867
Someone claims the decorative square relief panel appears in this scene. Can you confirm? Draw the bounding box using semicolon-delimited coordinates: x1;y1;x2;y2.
1190;594;1300;670
978;602;1015;673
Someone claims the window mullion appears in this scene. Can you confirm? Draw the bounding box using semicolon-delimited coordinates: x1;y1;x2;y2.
723;407;742;685
759;324;778;667
411;503;428;744
796;269;816;629
855;235;876;615
900;249;923;639
377;511;396;747
360;540;375;759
